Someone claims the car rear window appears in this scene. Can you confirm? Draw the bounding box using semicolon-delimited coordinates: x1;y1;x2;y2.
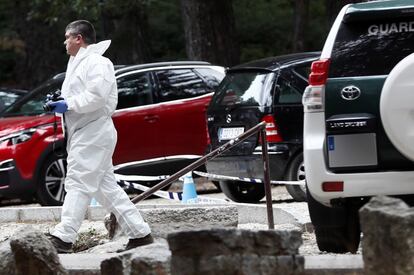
194;68;224;87
329;19;414;77
210;71;274;107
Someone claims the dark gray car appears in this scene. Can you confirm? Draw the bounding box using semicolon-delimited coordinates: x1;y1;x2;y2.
206;52;320;203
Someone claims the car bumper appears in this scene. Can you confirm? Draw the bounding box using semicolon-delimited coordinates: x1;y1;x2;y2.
304;112;414;206
0;159;34;199
206;145;294;180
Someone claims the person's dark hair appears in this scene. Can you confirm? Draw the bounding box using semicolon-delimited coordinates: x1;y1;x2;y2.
65;20;96;45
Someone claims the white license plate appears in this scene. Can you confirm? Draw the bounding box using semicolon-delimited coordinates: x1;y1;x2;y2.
218;127;244;141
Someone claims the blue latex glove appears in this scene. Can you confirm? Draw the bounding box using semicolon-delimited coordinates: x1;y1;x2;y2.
48;100;68;114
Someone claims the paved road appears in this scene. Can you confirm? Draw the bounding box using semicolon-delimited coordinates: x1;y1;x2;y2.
0;178;295;207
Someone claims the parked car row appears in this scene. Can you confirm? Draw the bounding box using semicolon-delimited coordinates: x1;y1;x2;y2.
0;61;224;205
1;52;319;207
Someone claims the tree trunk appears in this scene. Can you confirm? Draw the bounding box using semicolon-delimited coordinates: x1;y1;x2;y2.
292;0;309;52
180;0;239;67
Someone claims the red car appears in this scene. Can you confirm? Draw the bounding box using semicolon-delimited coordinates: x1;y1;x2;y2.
0;62;225;205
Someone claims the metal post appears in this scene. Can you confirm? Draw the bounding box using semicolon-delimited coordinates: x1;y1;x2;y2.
260;127;274;229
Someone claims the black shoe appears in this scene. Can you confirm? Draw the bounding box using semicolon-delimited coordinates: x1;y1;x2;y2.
46;233;73;254
124;234;154;251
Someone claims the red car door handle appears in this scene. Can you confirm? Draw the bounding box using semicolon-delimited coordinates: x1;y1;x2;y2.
144;115;159;123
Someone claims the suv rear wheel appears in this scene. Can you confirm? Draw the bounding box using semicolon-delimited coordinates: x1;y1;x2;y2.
308;191;361;253
285;153;307;202
219;180;265;203
36;153;67;206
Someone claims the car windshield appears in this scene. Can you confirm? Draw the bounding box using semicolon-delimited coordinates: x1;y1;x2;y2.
210;71;274;107
0;89;25;111
2;82;61;117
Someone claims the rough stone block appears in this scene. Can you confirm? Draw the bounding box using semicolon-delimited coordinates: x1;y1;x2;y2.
9;226;67;274
141;206;237;226
130;243;171;275
167;228;303;275
0;240;16;275
359;196;414;275
101;239;170;275
105;206;238;240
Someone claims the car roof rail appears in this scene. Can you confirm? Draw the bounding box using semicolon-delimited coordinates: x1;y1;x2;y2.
50;61;212;80
228;52;321;72
115;61;212;75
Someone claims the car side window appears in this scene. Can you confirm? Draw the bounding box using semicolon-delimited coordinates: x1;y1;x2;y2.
292;64;311;81
276;78;302;104
116;73;153;110
155;69;209;102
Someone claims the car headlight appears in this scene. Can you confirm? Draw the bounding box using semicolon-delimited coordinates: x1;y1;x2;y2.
0;128;37;145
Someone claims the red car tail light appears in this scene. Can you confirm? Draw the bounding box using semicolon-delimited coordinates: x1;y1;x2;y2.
206;125;211;145
322;181;344;192
261;115;282;143
308;59;330;86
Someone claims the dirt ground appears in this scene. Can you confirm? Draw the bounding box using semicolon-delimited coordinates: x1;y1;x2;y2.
0;178;361;255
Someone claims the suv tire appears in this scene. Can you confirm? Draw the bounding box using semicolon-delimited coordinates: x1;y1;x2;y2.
307;190;360;253
219;180;265;203
285;153;307;202
36;153;67;206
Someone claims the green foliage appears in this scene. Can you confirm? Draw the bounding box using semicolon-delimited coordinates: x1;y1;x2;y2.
0;50;17;83
234;0;329;63
0;0;334;88
147;0;186;61
306;1;330;51
235;0;293;62
27;0;100;24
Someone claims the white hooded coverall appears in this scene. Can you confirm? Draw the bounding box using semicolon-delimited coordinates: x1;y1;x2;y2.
51;40;151;243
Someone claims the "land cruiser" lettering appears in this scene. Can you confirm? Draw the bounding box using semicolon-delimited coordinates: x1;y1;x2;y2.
328;121;367;129
368;22;414;36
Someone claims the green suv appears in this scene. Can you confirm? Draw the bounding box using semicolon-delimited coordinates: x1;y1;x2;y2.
303;0;414;253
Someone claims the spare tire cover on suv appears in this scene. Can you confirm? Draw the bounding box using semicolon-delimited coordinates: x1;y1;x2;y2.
380;52;414;161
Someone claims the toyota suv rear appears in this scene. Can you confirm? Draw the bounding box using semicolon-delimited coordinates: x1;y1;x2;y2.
303;1;414;253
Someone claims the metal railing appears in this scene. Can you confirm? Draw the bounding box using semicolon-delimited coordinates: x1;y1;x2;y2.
108;122;274;237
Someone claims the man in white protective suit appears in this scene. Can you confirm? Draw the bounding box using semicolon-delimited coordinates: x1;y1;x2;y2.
46;20;152;253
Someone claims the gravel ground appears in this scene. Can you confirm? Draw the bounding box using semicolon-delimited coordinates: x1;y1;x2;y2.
0;179;360;255
0;221;325;255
